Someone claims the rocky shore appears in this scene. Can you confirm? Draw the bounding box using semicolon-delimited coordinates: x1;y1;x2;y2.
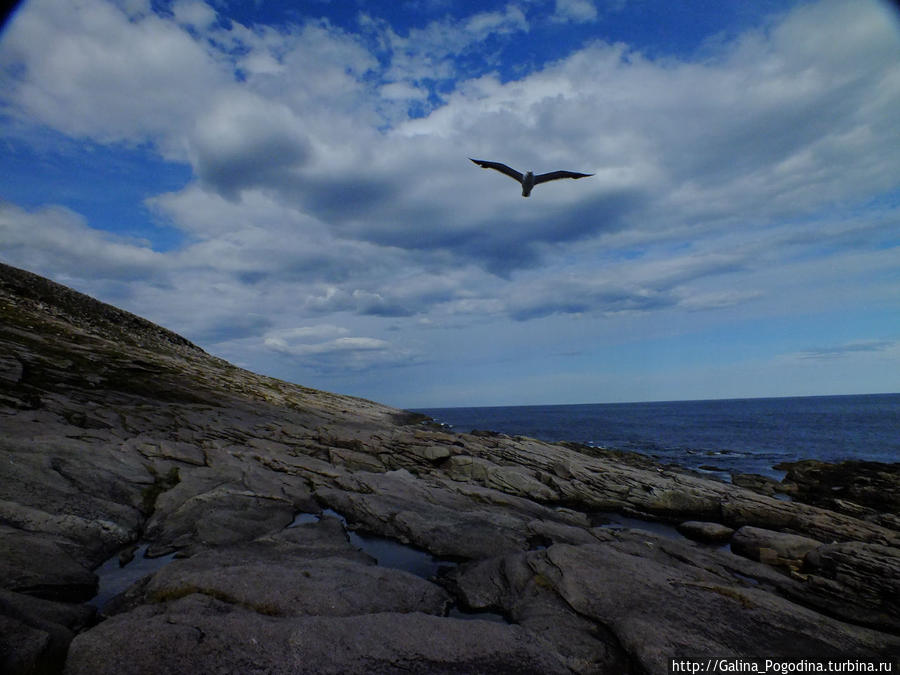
1;261;897;674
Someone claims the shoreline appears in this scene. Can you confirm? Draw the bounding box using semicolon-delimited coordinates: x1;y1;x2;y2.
415;395;900;481
2;263;897;674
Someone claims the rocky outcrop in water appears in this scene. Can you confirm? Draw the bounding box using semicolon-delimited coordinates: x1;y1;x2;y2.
777;460;900;526
1;261;898;674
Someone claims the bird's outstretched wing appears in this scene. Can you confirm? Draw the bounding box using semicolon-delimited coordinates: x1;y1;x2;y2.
469;158;524;183
534;170;594;185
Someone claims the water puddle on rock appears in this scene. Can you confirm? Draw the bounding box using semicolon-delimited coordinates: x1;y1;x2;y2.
594;512;732;552
445;605;509;623
290;509;455;580
594;512;685;539
89;545;178;610
290;509;510;624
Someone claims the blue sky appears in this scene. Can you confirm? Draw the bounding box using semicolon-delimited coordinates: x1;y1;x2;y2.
1;0;898;408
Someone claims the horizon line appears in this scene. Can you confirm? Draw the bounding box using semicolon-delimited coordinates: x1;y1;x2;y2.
408;391;900;411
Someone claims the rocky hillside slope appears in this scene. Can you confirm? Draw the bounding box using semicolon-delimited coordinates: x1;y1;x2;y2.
1;261;897;674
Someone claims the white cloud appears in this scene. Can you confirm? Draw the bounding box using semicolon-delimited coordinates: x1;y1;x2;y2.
0;202;165;282
380;81;429;101
465;5;528;36
188;91;312;199
259;325;417;374
263;325;349;352
360;4;528;96
552;0;598;24
0;0;228;156
1;0;898;400
268;335;391;357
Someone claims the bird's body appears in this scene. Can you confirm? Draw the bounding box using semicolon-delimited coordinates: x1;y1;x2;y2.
469;158;593;197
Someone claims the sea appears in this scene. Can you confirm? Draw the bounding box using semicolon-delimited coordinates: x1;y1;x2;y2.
90;393;898;607
414;393;900;481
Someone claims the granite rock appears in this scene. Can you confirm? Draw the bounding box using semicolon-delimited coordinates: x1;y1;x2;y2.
65;595;571;675
730;525;823;568
676;520;735;543
2;262;898;674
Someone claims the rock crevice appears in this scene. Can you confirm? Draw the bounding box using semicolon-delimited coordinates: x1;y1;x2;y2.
0;263;897;674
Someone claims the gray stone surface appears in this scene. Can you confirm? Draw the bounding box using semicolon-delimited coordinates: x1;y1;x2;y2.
676;520;735;543
792;541;900;632
730;525;822;567
453;530;899;673
140;545;451;618
0;528;97;601
65;595;570;675
2;262;899;674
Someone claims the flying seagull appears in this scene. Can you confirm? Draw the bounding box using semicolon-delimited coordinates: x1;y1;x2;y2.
469;158;593;197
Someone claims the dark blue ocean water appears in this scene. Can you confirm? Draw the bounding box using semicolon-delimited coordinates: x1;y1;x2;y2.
415;393;900;480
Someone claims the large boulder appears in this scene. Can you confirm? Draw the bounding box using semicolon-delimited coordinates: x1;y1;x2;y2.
730;525;822;569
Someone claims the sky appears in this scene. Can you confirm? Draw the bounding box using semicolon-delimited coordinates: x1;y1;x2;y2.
1;0;898;409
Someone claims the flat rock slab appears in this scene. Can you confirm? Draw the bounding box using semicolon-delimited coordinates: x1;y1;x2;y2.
108;517;451;619
676;520;735;543
5;264;900;673
315;469;587;560
730;525;822;566
540;542;898;673
792;541;900;632
64;594;570;675
453;536;900;675
142;550;450;618
143;465;313;554
0;527;97;602
316;474;531;559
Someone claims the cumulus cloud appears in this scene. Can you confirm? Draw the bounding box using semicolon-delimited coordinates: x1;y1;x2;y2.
6;0;896;261
189;92;312;200
0;202;165;282
263;325;349;353
0;0;227;154
171;0;217;30
1;0;898;397
269;335;391;357
551;0;598;24
261;325;417;373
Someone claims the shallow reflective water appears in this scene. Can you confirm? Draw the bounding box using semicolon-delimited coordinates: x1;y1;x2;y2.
92;506;728;617
595;512;732;551
289;508;511;623
446;605;508;623
89;545;177;609
290;508;455;579
595;511;685;538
